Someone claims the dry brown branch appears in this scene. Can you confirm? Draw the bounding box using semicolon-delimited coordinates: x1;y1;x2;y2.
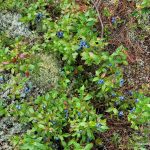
91;0;104;38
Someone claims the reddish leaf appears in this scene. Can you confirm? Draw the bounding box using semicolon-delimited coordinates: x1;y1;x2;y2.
25;71;30;77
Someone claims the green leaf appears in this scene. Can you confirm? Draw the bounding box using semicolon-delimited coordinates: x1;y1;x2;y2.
84;143;93;150
45;93;50;100
84;94;92;101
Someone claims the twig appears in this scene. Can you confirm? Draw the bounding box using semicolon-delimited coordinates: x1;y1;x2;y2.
96;0;101;8
91;0;104;38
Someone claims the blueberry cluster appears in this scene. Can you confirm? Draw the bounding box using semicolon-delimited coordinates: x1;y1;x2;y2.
56;31;63;38
78;40;89;50
35;12;43;22
98;79;104;85
64;109;69;118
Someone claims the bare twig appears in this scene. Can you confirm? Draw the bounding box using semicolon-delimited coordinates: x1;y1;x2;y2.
96;0;101;8
91;0;104;38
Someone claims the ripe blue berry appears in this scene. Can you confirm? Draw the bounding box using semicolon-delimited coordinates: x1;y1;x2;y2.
0;76;4;83
111;93;116;97
119;79;124;87
64;109;69;118
135;99;139;103
43;105;46;109
56;31;63;38
119;96;125;101
78;40;89;49
96;123;102;128
115;71;120;76
16;105;21;110
118;111;123;117
98;79;104;84
111;17;116;23
24;86;30;93
130;107;135;113
115;101;119;106
36;12;43;22
55;137;59;141
128;90;133;96
78;112;81;117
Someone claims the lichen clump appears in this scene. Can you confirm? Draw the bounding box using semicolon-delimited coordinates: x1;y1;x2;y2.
31;53;60;92
0;12;31;37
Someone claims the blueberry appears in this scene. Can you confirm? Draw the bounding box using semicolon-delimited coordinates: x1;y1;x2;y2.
119;79;124;87
111;17;116;23
111;93;116;97
43;105;46;109
78;40;89;49
118;111;123;117
130;107;135;113
55;137;59;141
64;109;69;118
115;101;119;106
56;31;63;38
16;105;21;110
87;138;92;142
98;79;104;84
0;77;3;81
108;63;112;66
0;76;3;83
36;12;43;22
128;90;133;96
135;99;139;103
78;112;81;117
119;96;125;101
24;86;30;93
96;123;102;128
52;121;56;125
115;71;120;76
20;93;26;98
64;109;68;113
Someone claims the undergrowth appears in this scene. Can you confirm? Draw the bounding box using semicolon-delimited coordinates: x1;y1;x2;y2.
0;0;150;149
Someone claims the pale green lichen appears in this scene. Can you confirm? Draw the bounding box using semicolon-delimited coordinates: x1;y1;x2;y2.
0;11;32;37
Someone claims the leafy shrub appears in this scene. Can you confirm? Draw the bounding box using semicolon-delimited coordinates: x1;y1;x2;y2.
128;93;150;129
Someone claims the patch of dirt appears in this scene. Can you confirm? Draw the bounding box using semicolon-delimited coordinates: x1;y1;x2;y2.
97;0;150;90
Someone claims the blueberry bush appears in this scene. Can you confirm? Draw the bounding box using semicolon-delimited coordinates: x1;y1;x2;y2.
0;0;150;149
